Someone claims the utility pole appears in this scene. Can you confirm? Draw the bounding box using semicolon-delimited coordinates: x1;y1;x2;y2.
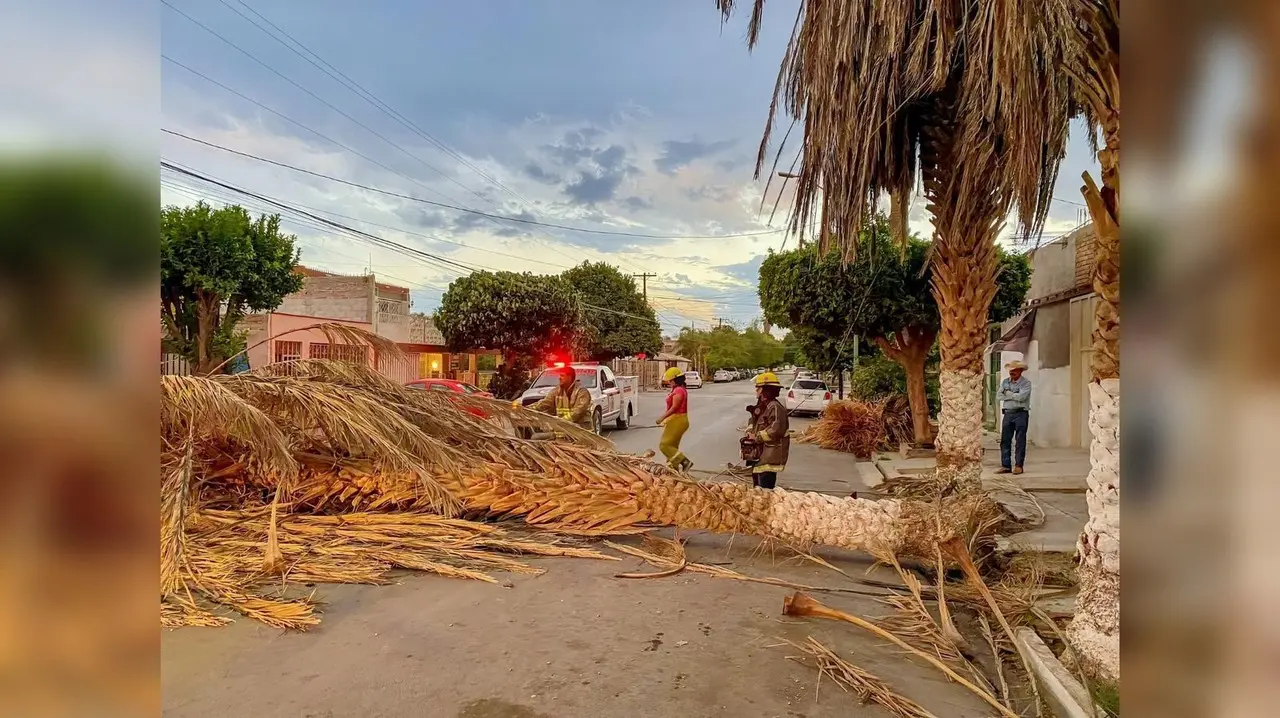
714;317;728;328
632;273;657;300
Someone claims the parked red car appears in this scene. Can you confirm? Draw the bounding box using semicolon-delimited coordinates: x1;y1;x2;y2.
405;378;493;398
405;379;494;419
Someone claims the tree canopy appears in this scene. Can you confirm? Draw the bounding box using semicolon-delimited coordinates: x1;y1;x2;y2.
435;270;583;362
560;261;662;361
161;202;303;373
758;219;1031;352
759;217;1030;443
675;322;784;373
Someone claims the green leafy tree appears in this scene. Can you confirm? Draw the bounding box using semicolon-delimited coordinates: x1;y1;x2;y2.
560;262;662;361
674;327;712;374
674;323;783;374
161;202;303;374
759;216;1030;444
435;271;583;396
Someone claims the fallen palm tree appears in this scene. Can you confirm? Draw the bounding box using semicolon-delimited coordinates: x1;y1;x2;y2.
796;397;914;458
161;360;1000;628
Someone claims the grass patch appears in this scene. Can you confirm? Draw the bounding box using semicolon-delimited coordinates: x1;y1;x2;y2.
1092;680;1120;716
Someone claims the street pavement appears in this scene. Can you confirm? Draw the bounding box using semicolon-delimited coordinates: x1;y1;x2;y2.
162;372;998;717
609;373;864;496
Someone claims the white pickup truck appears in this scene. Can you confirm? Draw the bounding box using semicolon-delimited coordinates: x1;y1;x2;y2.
516;363;639;434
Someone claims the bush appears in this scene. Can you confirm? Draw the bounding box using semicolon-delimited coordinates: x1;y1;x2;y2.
849;353;940;415
487;362;534;400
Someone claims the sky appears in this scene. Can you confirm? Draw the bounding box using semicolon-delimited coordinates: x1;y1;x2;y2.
153;0;1101;334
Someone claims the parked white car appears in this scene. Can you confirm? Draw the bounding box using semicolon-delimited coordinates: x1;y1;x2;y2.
684;371;704;389
785;378;832;416
516;363;639;432
713;369;732;383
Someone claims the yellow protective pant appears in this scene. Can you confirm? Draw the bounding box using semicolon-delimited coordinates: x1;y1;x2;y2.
659;414;690;468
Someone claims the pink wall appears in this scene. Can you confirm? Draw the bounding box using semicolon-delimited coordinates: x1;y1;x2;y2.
245;312;375;370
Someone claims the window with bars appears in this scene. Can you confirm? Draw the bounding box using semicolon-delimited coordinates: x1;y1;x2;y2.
331;344;367;365
274;340;303;363
308;342;331;360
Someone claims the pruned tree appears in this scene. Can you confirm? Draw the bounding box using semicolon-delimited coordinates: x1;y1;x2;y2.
560;262;662;361
161;202;303;374
717;0;1075;493
717;0;1121;683
760;219;1029;445
435;271;583;398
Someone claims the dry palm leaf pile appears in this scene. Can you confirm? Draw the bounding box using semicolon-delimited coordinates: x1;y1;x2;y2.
162;360;996;629
796;397;913;458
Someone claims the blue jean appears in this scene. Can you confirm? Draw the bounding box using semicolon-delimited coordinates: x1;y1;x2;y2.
1000;409;1029;469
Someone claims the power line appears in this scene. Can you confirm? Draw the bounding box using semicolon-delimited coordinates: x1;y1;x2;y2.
216;0;538;211
161;0;492;206
161;162;669;325
162;128;786;240
161;160;571;270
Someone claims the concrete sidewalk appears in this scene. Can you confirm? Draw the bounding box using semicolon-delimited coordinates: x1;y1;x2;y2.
865;434;1090;556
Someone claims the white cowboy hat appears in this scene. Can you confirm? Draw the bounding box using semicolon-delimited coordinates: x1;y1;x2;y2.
1004;360;1028;371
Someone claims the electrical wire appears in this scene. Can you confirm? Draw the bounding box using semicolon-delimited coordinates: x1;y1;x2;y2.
162;129;786;240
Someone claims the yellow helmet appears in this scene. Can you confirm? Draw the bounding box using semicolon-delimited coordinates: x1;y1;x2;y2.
754;371;781;387
663;367;684;382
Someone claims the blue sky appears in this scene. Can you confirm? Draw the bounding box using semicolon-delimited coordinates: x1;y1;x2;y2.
154;0;1100;332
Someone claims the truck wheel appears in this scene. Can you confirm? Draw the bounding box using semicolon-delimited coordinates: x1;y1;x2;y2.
615;404;630;430
592;408;603;435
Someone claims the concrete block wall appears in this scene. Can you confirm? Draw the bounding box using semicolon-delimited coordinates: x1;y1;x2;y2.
277;275;374;322
999;343;1074;448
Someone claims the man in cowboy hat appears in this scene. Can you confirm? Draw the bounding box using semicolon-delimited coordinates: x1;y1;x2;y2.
996;360;1032;475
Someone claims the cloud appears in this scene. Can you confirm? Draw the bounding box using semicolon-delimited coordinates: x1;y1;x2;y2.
622;196;653;211
523;162;560;184
655;139;735;174
714;255;765;284
683;185;736;203
395;206;452;230
564;171;625;205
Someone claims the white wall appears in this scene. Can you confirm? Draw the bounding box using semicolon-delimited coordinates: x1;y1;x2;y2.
998;341;1074;449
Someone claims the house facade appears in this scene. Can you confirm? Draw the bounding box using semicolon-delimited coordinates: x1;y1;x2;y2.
237;267;489;385
987;223;1098;449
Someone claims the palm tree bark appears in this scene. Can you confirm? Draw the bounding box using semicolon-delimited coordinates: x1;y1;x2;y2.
920;116;1006;495
445;463;991;560
1066;1;1121;682
1069;112;1121;685
874;326;937;446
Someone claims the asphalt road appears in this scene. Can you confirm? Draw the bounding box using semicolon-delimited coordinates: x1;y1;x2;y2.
162;376;996;717
607;373;863;496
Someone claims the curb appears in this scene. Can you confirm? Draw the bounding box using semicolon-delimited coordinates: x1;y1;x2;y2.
1014;627;1103;718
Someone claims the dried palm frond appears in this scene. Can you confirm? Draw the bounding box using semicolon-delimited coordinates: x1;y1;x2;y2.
783;592;1017;718
787;636;939;718
214;374;461;515
161;374;296;478
167;508;618;629
209;321;402;376
795;398;911;457
604;536;894;598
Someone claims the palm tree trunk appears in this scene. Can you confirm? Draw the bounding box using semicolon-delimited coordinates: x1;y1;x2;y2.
932;245;1000;493
1068;111;1121;684
445;462;991;560
917;108;1007;495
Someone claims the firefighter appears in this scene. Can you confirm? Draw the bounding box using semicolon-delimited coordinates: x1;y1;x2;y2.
743;371;789;489
530;365;595;433
656;367;692;471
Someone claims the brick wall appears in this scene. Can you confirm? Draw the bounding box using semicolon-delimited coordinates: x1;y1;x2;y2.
1073;224;1097;290
277;275;374;322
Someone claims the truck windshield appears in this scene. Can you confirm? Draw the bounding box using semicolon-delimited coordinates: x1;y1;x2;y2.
532;369;598;389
